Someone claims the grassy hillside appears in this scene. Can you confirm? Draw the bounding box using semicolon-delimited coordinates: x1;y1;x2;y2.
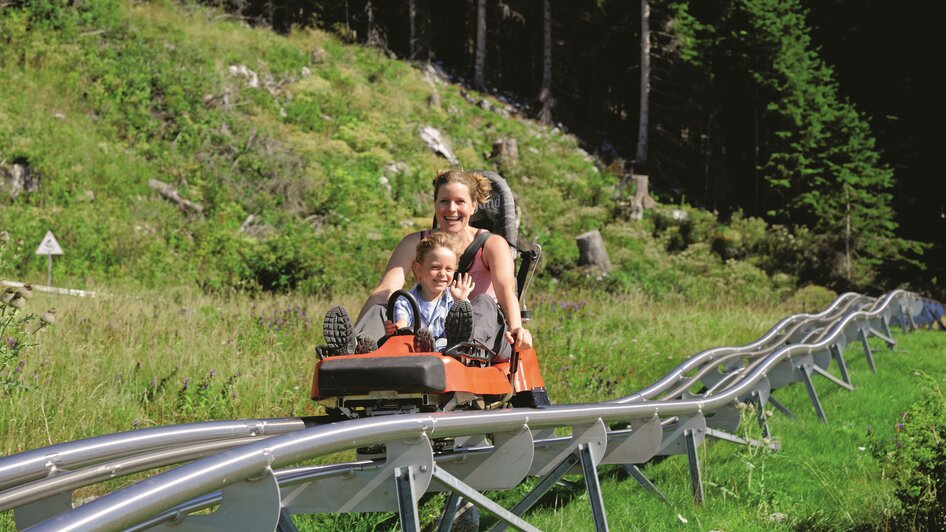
1;0;799;304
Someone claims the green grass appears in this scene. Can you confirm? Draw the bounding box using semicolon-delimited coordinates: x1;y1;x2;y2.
514;331;944;531
2;286;943;530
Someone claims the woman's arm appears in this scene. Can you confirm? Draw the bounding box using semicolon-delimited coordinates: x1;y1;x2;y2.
481;235;534;350
356;232;421;322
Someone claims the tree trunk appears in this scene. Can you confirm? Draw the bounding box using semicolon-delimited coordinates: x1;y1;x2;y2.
409;0;418;59
845;199;852;282
634;0;650;170
538;0;552;125
576;230;612;272
366;0;382;49
474;0;487;89
408;0;430;61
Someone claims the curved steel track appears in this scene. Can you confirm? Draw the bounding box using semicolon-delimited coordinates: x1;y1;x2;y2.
0;290;936;531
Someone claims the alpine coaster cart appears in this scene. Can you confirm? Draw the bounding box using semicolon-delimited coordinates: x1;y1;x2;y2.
311;171;550;420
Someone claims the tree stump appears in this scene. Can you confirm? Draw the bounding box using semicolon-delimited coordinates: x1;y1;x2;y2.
629;173;655;221
490;138;519;171
576;230;612;272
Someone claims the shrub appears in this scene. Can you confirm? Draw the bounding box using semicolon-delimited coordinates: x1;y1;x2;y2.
883;373;946;528
784;285;838;313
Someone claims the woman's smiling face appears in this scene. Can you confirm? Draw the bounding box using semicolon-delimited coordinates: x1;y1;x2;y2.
435;182;476;233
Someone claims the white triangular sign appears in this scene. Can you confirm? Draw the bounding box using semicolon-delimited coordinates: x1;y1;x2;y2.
35;231;64;256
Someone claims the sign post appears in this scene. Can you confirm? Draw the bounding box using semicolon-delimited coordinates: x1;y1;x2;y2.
35;231;64;285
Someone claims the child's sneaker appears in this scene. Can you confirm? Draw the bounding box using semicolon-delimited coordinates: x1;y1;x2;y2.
445;300;474;347
413;327;436;353
323;306;355;356
354;333;377;354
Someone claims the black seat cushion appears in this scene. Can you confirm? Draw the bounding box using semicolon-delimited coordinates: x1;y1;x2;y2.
318;355;447;396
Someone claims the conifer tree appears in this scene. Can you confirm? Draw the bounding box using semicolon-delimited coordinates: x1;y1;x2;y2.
738;0;920;287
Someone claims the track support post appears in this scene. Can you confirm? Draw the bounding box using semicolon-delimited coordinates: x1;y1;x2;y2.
753;391;770;439
684;429;704;504
858;327;877;373
578;443;609;532
829;343;852;387
395;466;420;532
881;315;896;349
487;453;578;532
799;363;828;424
436;492;464;532
621;464;668;502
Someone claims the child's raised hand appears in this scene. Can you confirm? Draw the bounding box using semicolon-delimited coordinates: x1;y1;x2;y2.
450;273;475;301
383;320;397;336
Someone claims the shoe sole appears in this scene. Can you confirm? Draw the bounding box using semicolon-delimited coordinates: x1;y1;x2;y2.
445;300;474;346
413;327;436;352
323;306;355;356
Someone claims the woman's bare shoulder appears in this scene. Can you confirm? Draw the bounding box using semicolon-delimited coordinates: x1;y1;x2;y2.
480;233;513;269
388;231;423;262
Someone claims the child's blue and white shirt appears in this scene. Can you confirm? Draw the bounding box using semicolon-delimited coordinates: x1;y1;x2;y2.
393;284;454;351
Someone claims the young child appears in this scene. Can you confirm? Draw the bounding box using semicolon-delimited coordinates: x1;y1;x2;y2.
384;232;475;352
320;232;475;356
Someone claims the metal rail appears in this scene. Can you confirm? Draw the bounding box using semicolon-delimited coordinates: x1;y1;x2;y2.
0;290;933;531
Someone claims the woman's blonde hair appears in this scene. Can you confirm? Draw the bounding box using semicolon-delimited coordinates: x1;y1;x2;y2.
415;231;462;265
432;169;491;205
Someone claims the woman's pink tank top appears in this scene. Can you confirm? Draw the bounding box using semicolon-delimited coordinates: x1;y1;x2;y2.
467;229;497;300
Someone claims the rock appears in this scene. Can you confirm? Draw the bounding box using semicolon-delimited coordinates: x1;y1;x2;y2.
384;162;408;176
300;66;311;78
239;214;275;239
421;62;451;86
228;64;259;88
768;512;788;523
378;175;391;193
419;126;459;164
1;160;39;200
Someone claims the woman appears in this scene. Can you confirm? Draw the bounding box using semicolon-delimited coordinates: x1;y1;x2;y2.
349;169;533;357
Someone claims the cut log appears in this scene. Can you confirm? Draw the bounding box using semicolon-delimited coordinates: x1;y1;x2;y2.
490;138;519;170
148;179;203;215
629;173;655;221
576;230;612;272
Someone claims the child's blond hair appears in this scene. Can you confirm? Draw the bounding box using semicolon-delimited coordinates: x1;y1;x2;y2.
415;231;462;265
